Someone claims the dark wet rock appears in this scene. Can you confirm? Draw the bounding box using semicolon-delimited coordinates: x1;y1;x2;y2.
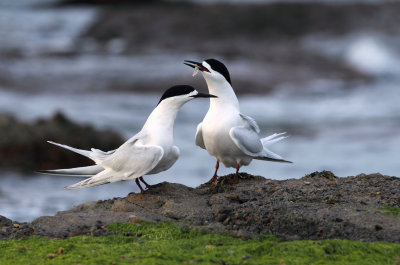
55;0;162;7
0;112;123;172
2;171;399;242
83;2;400;42
0;216;33;240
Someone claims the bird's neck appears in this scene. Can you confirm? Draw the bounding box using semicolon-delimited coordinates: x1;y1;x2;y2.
142;101;182;144
204;78;239;111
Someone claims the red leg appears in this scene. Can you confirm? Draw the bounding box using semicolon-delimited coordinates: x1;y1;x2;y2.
139;177;158;190
206;161;219;184
229;163;240;184
135;178;146;194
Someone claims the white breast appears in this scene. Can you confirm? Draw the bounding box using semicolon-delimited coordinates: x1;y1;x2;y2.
201;108;251;168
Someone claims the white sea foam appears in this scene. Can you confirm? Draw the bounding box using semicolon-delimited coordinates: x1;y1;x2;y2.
303;34;400;76
0;2;96;56
345;37;400;75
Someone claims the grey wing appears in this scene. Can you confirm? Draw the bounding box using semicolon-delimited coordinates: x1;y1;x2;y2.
66;145;164;189
230;127;290;162
230;114;291;163
229;113;263;155
239;113;260;133
195;122;206;149
101;143;164;175
98;130;151;171
229;126;263;156
147;145;179;175
172;145;180;159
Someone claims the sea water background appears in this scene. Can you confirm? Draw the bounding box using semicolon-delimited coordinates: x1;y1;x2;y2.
0;0;399;221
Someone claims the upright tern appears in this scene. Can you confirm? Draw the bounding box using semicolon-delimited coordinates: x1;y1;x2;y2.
39;85;216;191
184;59;292;184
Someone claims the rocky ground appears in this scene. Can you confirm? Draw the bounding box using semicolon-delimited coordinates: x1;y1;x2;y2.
1;171;399;242
0;112;123;172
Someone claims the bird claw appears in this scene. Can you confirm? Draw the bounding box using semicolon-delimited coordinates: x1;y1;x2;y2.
205;175;218;185
144;183;162;190
138;191;146;199
228;174;239;184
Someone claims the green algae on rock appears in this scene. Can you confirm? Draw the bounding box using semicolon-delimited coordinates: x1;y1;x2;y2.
379;206;400;217
1;221;400;265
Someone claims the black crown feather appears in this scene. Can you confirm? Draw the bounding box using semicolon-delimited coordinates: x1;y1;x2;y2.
158;85;195;105
205;58;231;85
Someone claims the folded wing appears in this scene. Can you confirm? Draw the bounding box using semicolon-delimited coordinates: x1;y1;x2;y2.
43;131;165;189
195;122;206;149
230;114;292;163
65;144;164;189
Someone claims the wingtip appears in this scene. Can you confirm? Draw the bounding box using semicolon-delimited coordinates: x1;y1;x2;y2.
47;140;58;146
281;132;291;139
65;182;89;189
36;169;64;175
64;185;76;190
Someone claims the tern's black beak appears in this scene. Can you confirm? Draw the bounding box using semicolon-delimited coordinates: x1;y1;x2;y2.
191;92;217;98
184;60;211;73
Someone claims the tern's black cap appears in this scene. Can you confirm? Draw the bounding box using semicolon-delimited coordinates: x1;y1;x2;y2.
205;58;231;85
158;85;196;105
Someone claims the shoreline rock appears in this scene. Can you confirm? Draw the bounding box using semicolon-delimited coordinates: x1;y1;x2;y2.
0;112;123;172
1;171;399;242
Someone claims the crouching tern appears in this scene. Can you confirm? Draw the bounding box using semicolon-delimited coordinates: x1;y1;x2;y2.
184;59;292;184
39;85;216;191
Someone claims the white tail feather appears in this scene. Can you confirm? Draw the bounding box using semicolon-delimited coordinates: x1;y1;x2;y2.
261;132;288;146
257;133;292;163
47;141;104;163
38;165;104;177
65;169;123;189
263;136;288;147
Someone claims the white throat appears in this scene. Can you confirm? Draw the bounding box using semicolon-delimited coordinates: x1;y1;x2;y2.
203;74;239;110
142;99;184;145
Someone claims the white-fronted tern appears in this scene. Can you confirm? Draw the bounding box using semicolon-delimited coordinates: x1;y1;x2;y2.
39;85;216;191
184;59;292;184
